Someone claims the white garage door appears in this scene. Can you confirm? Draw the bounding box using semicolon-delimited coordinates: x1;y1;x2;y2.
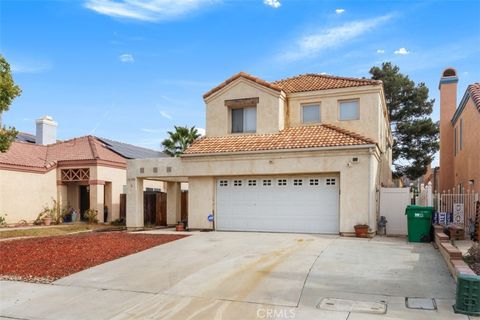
216;176;339;234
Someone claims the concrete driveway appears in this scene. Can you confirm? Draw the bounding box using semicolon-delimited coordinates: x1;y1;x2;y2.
0;232;469;320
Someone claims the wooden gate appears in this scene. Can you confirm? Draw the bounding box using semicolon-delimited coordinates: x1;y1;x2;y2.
181;191;188;222
144;191;167;226
119;194;126;220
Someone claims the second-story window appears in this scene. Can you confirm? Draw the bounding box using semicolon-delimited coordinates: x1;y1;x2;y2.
339;99;360;121
302;104;320;123
232;107;256;133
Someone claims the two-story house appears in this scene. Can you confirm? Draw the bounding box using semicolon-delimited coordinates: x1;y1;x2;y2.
126;72;393;235
438;68;480;195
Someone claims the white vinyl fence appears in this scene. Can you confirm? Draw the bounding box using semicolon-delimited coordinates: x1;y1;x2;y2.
380;187;411;235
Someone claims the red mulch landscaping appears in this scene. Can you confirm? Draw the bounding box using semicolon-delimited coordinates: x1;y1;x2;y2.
0;232;187;283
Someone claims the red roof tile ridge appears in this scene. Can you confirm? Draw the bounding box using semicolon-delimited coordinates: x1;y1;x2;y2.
468;83;480;111
272;73;381;85
87;135;100;159
321;123;375;144
203;71;282;99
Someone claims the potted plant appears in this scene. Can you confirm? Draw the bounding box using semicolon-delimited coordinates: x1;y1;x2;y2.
83;209;98;224
176;221;185;231
354;224;369;238
37;206;52;226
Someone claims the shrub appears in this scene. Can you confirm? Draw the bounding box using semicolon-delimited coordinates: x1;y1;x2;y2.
0;213;7;226
465;243;480;264
111;218;125;226
37;199;68;224
83;209;98;224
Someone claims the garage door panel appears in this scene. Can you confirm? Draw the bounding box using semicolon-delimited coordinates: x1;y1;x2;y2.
216;177;339;234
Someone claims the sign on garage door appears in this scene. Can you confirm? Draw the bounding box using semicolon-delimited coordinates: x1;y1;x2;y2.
216;176;339;234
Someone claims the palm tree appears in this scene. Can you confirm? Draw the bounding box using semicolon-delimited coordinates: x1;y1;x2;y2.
161;125;201;157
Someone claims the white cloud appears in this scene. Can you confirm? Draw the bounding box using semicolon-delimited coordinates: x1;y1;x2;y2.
119;53;134;63
196;127;206;136
335;9;345;14
264;0;281;8
84;0;216;22
279;14;393;61
160;110;172;120
394;47;410;55
141;128;161;133
376;49;385;54
11;61;52;74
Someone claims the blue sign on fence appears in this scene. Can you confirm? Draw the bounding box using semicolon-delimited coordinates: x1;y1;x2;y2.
208;214;214;222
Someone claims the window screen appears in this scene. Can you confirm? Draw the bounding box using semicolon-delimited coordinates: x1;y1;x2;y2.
339;100;359;120
232;107;256;133
232;108;244;133
244;107;256;133
302;104;320;123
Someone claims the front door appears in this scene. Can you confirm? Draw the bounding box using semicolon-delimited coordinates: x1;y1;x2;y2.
79;185;90;220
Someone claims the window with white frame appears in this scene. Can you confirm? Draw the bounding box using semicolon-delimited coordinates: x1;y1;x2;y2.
302;104;320;123
263;179;272;186
233;180;242;186
232;107;256;133
277;179;287;186
339;100;359;121
309;179;319;186
219;180;228;187
248;179;257;186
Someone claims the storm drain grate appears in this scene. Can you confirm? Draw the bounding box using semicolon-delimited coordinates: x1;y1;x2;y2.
317;298;387;314
405;297;437;310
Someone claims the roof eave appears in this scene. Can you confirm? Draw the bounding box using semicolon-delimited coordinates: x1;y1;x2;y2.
181;143;376;158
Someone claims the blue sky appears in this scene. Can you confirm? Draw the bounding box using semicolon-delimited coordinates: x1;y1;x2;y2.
1;0;479;151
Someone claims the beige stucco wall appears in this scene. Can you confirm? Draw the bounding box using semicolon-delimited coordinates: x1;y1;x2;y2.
96;166;127;221
0;169;57;224
128;146;382;233
188;177;215;229
205;78;286;137
453;98;480;194
287;86;387;150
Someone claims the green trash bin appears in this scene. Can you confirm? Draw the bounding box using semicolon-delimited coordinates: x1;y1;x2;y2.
405;205;434;242
454;274;480;316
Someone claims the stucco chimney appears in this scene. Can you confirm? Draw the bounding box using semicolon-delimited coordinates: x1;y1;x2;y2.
438;67;458;193
35;115;58;145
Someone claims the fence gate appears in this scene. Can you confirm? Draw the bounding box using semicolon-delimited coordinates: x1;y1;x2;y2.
380;188;411;235
144;191;167;226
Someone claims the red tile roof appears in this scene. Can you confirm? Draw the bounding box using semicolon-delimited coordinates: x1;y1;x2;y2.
272;74;381;94
203;72;381;99
468;83;480;111
184;124;374;155
0;136;126;171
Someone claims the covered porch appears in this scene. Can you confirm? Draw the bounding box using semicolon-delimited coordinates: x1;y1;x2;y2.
126;176;189;229
56;167;113;223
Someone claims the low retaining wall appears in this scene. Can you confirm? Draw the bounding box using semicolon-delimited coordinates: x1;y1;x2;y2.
434;225;476;281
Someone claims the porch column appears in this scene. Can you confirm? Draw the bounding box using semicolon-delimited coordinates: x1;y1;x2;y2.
166;181;181;225
126;178;144;229
57;182;68;208
89;181;105;223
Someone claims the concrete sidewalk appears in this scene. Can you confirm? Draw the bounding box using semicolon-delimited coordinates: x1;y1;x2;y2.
0;232;470;319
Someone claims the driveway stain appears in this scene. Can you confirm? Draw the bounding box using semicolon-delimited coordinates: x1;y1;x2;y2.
157;239;312;319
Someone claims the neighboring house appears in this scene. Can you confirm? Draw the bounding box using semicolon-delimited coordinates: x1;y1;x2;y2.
126;72;393;235
438;68;480;195
0;116;166;224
